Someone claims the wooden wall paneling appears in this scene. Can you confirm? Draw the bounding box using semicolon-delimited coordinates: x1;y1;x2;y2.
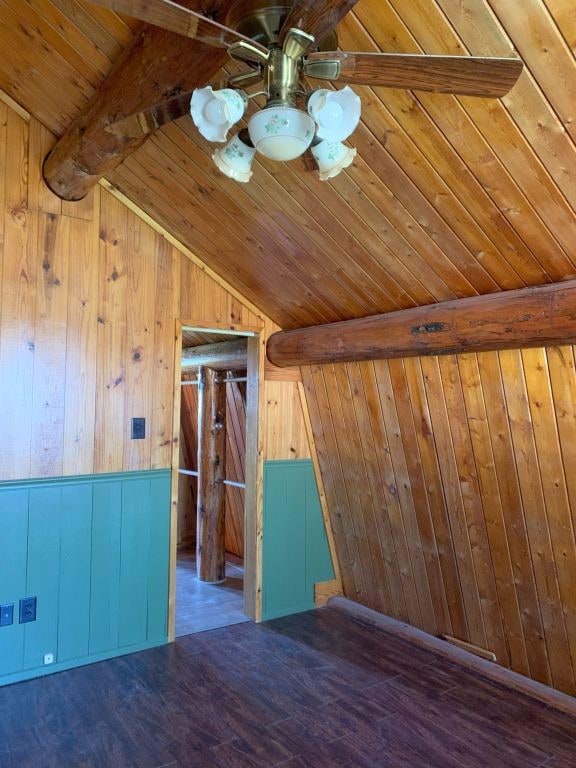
301;366;358;599
498;349;575;693
59;0;137;52
58;483;92;662
62;211;99;476
521;347;576;684
27;120;61;215
179;375;198;545
170;115;404;322
297;380;343;602
168;118;404;317
264;380;310;461
344;7;572;285
25;486;61;668
359;361;437;635
324;364;386;613
544;0;576;50
476;350;552;685
94;191;128;473
329;164;459;304
21;0;120;80
151;237;179;469
119;478;152;647
0;109;34;480
116;147;324;328
0;489;28;675
436;355;508;662
380;359;453;635
29;211;70;478
415;357;487;647
225;381;246;558
146;126;369;322
431;0;576;232
0;1;93;128
258;160;411;313
457;352;530;676
346;362;419;624
399;358;469;639
487;0;576;141
122;214;156;472
111;159;306;325
547;347;576;523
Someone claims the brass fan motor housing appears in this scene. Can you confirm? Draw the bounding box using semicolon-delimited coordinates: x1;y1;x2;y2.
225;0;338;51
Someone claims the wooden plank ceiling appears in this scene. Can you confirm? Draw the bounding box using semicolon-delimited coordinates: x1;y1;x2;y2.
1;0;575;330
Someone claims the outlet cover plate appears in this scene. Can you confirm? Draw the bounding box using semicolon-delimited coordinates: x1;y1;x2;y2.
0;604;14;627
19;596;37;624
131;417;145;440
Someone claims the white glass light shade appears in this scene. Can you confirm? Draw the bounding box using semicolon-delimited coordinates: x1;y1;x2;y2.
311;140;356;181
248;107;315;161
307;86;361;142
190;87;246;143
212;134;256;183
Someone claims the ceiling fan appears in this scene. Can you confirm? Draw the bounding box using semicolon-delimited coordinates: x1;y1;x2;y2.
91;0;523;182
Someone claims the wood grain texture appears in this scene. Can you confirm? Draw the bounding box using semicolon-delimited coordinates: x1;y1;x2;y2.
267;280;576;367
2;0;576;329
88;0;268;50
196;366;227;583
0;105;302;483
1;606;575;766
306;51;523;96
302;350;576;695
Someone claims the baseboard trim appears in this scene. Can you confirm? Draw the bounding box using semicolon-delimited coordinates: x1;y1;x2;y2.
0;638;168;688
328;596;576;718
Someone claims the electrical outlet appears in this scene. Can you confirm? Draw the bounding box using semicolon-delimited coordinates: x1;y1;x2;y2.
43;653;54;665
0;604;14;627
19;596;37;624
131;417;145;440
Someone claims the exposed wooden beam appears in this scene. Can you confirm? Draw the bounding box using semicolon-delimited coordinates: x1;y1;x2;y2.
42;1;230;201
267;280;576;366
182;339;248;370
196;366;226;584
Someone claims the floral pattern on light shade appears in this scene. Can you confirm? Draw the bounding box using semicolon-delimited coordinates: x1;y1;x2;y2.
225;141;244;160
264;114;290;134
326;143;344;161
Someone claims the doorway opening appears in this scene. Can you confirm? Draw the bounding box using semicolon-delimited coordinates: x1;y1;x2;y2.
174;324;259;636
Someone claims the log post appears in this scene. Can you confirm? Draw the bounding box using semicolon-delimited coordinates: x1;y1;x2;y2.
196;366;226;583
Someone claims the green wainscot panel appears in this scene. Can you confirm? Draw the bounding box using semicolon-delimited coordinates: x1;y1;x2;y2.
262;460;335;621
0;470;171;687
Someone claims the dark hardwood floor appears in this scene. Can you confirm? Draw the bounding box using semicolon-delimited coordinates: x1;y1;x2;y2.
1;606;575;767
176;550;248;636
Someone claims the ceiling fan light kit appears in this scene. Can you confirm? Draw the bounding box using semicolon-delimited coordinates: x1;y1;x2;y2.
212;130;257;183
307;86;361;142
86;0;524;184
311;140;357;181
190;86;247;143
247;106;316;161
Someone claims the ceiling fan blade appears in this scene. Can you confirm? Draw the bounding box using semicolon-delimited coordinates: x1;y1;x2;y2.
88;0;268;54
279;0;359;51
304;51;523;98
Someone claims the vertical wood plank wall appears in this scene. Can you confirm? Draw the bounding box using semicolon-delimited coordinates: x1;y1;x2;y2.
0;101;309;483
179;379;246;557
302;352;576;695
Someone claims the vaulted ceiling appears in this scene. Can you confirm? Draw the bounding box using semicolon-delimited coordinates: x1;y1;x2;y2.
1;0;575;329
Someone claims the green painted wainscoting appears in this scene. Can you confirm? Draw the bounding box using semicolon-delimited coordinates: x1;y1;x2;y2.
262;459;334;620
0;470;171;686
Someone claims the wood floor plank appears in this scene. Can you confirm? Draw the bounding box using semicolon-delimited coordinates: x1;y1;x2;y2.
1;606;575;767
